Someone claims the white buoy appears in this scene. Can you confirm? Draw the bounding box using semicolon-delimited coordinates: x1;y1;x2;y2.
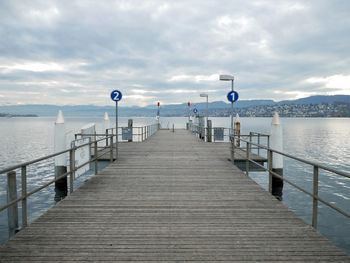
270;112;283;200
234;113;241;147
103;112;110;132
54;110;66;166
54;110;67;201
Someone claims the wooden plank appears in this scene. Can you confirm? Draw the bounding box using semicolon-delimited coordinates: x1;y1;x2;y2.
0;129;348;262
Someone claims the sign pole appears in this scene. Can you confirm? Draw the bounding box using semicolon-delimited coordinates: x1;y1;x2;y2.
110;89;122;161
115;101;118;160
231;79;234;135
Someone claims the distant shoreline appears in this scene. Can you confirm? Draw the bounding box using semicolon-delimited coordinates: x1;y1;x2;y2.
0;113;38;117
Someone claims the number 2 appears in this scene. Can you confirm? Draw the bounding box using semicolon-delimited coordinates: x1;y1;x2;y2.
113;91;120;101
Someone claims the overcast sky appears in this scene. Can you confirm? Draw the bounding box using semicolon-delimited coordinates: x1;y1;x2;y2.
0;0;349;106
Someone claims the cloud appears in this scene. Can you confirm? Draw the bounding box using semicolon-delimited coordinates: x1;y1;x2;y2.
0;0;349;106
305;75;350;95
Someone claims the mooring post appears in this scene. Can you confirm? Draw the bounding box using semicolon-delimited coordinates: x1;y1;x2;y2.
128;119;133;142
54;110;67;202
234;113;240;147
104;112;110;146
270;112;283;200
172;124;175;133
7;171;19;238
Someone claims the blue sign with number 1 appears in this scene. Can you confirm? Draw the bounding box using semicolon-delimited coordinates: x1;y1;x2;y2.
110;90;123;101
227;91;239;103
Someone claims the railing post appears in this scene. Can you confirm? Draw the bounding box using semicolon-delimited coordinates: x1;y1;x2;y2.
110;135;114;162
246;142;250;176
21;166;27;228
312;165;319;229
69;149;75;193
105;129;109;146
258;133;261;155
7;171;18;238
94;140;98;174
268;150;273;193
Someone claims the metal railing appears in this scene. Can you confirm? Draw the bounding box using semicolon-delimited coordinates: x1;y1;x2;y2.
0;123;160;238
105;123;160;142
230;133;350;229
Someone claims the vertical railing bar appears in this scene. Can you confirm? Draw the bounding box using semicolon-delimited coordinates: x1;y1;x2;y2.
94;140;98;174
312;165;319;229
110;135;114;162
21;166;27;228
246;142;250;176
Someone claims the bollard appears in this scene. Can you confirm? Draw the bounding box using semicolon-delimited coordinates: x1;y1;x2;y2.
7;171;19;238
54;110;67;202
234;113;240;147
270;112;284;200
172;124;175;132
207;120;212;142
128;119;133;142
104;112;110;146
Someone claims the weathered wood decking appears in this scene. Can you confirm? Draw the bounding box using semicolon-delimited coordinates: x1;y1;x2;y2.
0;130;349;262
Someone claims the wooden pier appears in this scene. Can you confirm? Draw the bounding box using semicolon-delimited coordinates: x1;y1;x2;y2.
0;130;349;262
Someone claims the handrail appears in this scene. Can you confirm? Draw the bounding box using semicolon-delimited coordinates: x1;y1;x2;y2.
230;133;350;229
0;123;160;237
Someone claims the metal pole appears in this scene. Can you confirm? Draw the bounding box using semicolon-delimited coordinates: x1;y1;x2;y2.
7;171;18;237
94;140;98;174
231;79;234;134
246;142;250;176
21;166;27;228
312;165;319;228
115;101;118;160
206;96;208;127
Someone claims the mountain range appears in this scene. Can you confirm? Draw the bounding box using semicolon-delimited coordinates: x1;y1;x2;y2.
0;95;349;117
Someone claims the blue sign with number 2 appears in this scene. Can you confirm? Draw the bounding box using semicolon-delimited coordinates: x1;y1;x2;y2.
227;91;239;102
111;90;123;101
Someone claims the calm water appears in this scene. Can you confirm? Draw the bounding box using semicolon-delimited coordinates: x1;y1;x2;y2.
0;116;349;254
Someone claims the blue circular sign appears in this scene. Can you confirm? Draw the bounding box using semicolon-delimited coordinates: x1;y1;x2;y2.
193;108;198;114
110;90;123;101
227;91;239;102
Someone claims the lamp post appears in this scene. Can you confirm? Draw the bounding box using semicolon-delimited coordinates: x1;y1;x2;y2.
220;74;234;133
200;93;208;125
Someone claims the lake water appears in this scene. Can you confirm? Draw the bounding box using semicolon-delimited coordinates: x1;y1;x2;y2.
0;116;349;254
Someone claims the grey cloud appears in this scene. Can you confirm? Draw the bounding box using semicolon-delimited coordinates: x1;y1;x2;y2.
0;0;349;105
